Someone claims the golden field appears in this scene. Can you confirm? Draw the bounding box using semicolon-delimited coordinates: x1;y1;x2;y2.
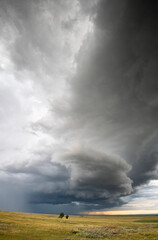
0;210;158;239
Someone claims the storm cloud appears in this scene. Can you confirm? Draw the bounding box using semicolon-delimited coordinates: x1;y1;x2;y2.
0;0;158;214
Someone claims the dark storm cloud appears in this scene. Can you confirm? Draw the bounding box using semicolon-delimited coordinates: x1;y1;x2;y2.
63;0;158;188
63;146;132;199
36;0;158;207
2;154;70;191
1;0;158;213
30;192;124;214
130;134;158;187
29;146;131;208
1;145;132;211
5;160;70;182
19;0;158;209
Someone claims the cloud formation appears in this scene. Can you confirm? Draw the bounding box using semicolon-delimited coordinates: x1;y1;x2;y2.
0;0;158;213
63;146;132;200
64;0;158;188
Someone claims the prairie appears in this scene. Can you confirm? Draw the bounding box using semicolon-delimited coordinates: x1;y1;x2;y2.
0;210;158;239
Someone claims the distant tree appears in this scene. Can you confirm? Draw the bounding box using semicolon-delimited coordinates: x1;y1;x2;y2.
65;215;69;219
59;212;64;218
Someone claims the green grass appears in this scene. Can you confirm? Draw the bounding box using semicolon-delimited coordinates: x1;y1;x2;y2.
0;210;158;239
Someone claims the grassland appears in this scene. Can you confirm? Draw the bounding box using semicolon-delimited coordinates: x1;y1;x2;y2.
0;210;158;239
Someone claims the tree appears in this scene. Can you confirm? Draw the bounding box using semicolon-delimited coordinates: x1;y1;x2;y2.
65;215;69;219
59;212;64;218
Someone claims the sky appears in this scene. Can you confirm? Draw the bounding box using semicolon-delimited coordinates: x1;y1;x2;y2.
0;0;158;215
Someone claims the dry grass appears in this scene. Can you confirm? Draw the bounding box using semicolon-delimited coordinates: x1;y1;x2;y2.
0;210;158;239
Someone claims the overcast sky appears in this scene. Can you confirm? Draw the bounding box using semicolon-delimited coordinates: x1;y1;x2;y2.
0;0;158;215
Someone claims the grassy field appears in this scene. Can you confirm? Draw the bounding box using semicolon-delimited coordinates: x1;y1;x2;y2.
0;210;158;239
